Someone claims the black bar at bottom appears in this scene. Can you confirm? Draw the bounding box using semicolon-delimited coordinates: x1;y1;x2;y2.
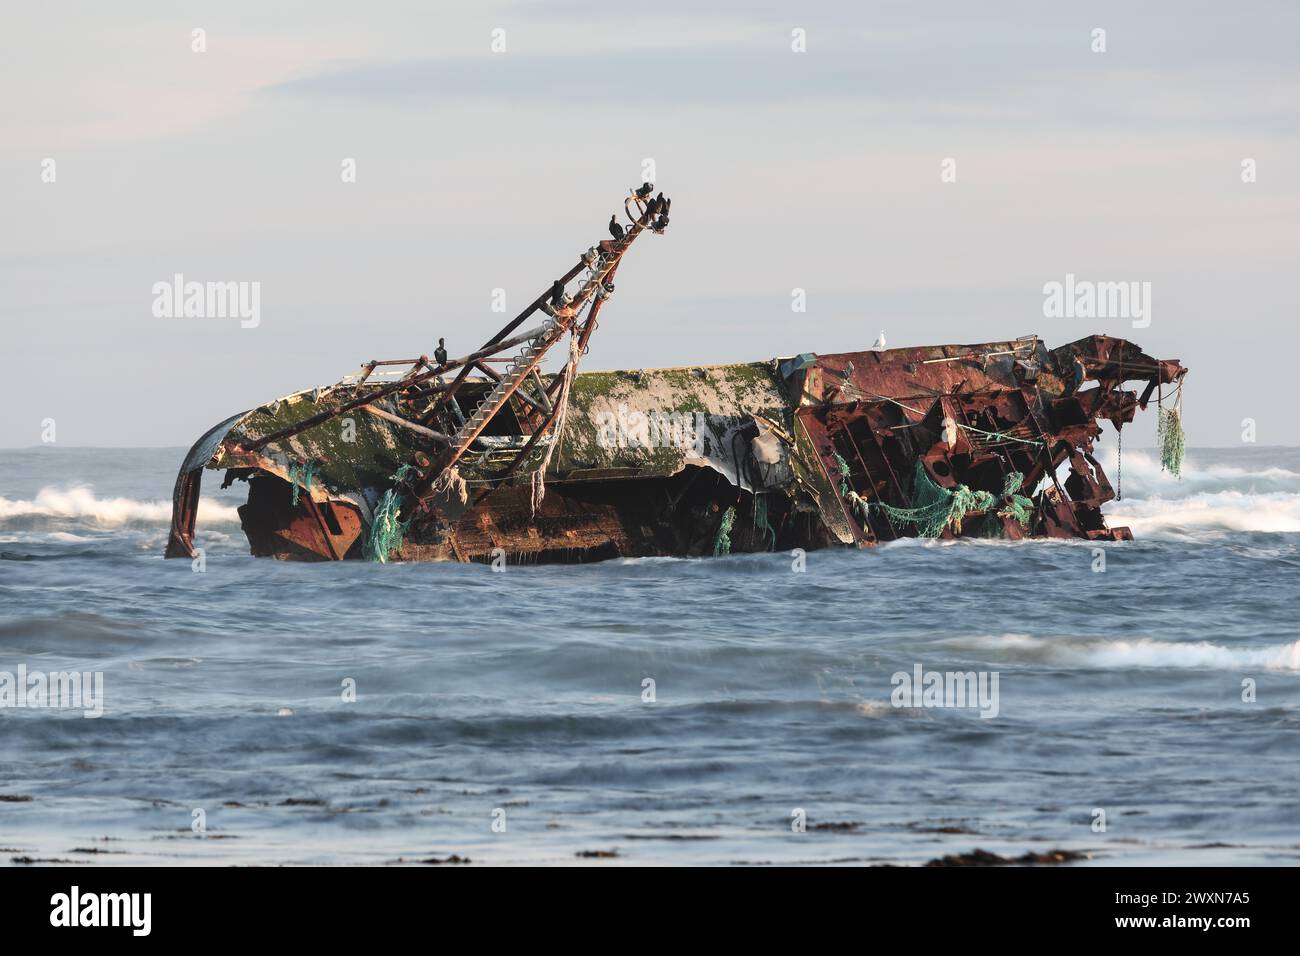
0;863;1281;942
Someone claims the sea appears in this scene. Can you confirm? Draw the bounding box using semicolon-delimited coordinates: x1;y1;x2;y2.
1;444;1298;865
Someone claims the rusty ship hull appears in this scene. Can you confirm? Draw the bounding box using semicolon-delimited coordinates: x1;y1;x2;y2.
164;188;1186;565
166;334;1185;565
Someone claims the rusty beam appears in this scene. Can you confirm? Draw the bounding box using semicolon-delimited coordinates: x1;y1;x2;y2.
241;324;550;453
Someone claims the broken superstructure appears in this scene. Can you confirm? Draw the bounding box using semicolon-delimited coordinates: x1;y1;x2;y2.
166;187;1187;564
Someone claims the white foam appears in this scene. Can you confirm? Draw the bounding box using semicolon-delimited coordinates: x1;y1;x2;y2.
0;485;240;527
1086;449;1300;538
1108;491;1300;538
945;633;1300;672
1096;448;1300;499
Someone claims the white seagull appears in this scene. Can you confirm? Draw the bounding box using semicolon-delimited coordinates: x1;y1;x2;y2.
871;330;886;351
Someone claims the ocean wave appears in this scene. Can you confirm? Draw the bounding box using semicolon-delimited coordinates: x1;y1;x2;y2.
1086;450;1300;538
1095;448;1300;499
0;485;240;529
1107;491;1300;538
944;633;1300;672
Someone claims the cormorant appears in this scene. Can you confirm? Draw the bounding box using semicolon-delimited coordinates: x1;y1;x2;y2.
434;337;448;366
608;215;625;241
635;182;654;199
550;279;565;308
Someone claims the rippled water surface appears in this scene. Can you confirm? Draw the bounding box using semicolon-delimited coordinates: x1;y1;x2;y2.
2;446;1298;865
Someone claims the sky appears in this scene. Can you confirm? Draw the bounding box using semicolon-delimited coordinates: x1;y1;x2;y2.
3;0;1298;448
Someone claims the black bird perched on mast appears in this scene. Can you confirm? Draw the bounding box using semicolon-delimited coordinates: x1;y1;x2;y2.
434;337;448;367
661;195;671;215
608;215;625;241
653;214;669;231
644;195;661;218
635;181;654;199
550;279;565;309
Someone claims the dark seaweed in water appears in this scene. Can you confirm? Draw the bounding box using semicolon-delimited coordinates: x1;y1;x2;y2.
924;848;1090;867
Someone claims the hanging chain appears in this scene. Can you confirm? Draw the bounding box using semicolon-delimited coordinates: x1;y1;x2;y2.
1116;426;1122;501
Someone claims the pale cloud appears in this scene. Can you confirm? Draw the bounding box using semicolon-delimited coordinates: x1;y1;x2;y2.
6;26;362;148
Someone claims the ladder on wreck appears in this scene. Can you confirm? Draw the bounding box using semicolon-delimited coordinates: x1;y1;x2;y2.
444;313;566;466
426;190;667;495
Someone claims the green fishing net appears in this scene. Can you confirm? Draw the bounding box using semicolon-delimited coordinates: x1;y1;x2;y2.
833;451;852;496
858;461;1034;538
871;461;956;537
287;459;319;506
832;450;872;526
996;472;1035;527
1158;407;1185;478
713;505;736;557
364;464;416;563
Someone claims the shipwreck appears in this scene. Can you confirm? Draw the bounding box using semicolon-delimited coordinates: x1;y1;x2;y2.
166;187;1188;565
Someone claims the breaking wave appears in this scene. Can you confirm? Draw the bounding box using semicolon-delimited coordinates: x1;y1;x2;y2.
1095;449;1300;538
1107;492;1300;537
945;633;1300;672
0;485;240;529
